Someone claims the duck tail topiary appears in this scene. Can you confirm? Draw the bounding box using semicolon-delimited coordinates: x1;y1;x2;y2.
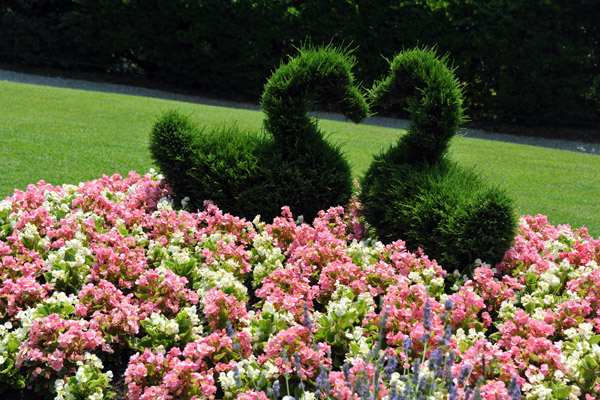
149;110;197;203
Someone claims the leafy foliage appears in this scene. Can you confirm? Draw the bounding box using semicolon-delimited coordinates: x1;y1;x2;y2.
1;0;597;124
360;48;517;274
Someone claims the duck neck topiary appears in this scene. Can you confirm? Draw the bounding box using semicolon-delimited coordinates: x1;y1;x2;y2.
369;47;465;165
260;45;369;155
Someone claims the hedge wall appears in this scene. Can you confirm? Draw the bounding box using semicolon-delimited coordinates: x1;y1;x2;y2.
1;0;598;125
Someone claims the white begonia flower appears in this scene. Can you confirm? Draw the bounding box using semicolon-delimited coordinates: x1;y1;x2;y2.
300;392;316;400
431;277;444;287
246;365;259;380
88;392;103;400
20;223;39;240
171;231;185;244
165;320;179;335
219;370;237;390
532;309;545;321
264;360;279;378
578;322;593;340
407;271;423;283
568;386;581;400
263;302;276;315
52;270;66;280
537;281;550;293
526;383;554;400
592;344;600;358
75;367;87;383
542;294;555;306
564;328;578;340
329;296;351;317
84;353;104;369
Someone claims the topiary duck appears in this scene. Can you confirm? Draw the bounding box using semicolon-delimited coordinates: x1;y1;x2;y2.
149;45;369;221
360;47;517;274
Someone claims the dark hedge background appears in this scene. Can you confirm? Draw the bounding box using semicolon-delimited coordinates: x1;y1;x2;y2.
1;0;598;127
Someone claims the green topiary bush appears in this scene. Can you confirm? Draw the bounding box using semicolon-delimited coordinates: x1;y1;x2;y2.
360;47;517;274
150;45;369;221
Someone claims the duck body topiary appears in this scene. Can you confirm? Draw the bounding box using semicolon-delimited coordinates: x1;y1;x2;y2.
150;45;368;221
360;47;517;274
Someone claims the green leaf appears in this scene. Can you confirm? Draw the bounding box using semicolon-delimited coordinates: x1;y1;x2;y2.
552;384;571;400
525;272;538;286
582;370;596;389
88;378;101;390
589;335;600;345
7;337;20;352
135;293;150;301
61;304;75;315
584;354;598;369
0;358;14;373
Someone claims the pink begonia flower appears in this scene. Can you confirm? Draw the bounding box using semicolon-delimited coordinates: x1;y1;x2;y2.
202;287;248;330
235;390;270;400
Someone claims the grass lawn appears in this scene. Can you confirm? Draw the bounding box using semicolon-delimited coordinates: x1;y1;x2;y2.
1;80;599;237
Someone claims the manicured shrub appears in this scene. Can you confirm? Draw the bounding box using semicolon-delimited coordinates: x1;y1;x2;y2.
149;110;270;218
150;46;368;221
360;47;517;274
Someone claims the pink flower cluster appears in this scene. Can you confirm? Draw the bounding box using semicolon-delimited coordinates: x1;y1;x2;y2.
1;172;600;400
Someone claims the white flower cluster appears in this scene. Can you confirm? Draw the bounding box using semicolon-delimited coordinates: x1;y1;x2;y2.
147;312;180;335
559;323;600;380
346;239;382;268
454;327;486;352
251;231;285;287
0;321;15;367
220;355;278;396
46;238;92;284
42;187;74;218
54;359;112;400
152;197;174;217
195;267;248;300
568;259;599;280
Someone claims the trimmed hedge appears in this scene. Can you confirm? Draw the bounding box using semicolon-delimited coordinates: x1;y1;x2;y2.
360;48;517;274
1;0;597;125
150;46;368;221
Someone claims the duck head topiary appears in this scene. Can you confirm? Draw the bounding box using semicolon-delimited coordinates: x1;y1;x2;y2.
150;45;369;222
360;47;517;275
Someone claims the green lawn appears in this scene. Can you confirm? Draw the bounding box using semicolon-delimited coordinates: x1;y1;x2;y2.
2;80;599;237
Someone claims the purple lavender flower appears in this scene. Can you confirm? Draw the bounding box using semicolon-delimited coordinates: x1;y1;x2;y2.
233;365;242;388
303;302;313;331
411;358;421;385
383;354;399;379
445;298;454;312
508;374;522;400
267;380;280;398
423;300;432;331
429;347;444;376
458;364;471;386
402;336;413;356
315;365;330;395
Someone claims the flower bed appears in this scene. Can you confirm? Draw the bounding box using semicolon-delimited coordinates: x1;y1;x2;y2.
0;171;599;400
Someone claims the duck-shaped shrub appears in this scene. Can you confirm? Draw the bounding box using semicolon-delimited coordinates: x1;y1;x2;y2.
150;46;369;221
360;47;517;274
